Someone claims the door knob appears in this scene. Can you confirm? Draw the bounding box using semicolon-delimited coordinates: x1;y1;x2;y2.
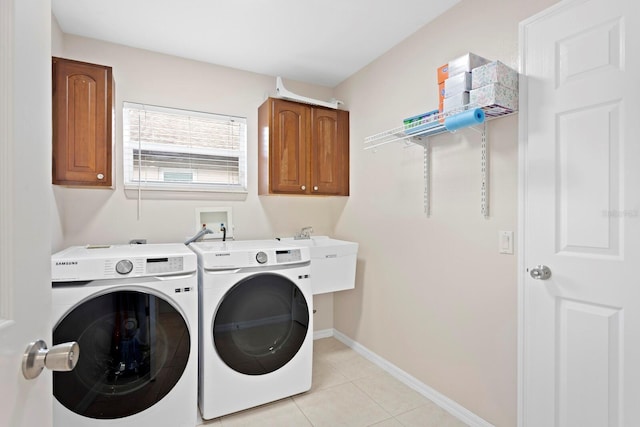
529;265;552;280
22;340;80;380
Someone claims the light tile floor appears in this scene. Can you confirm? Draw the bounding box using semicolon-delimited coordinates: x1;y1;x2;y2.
200;337;468;427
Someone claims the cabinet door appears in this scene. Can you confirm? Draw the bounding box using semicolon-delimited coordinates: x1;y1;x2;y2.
52;57;113;186
270;99;309;194
310;108;349;195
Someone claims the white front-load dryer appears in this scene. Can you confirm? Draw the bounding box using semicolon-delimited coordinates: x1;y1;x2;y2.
51;244;198;427
189;240;313;420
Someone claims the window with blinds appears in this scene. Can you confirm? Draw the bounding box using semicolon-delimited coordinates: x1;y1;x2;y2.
123;102;247;194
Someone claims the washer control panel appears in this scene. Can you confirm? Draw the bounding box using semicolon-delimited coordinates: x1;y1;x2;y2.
275;249;302;264
115;259;134;275
255;252;268;264
52;244;196;282
108;256;185;277
145;257;184;274
108;256;185;276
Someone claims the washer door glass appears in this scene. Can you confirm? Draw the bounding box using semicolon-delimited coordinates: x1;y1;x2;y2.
53;290;190;419
213;273;309;375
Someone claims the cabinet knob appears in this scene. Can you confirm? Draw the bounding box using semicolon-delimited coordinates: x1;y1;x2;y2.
301;185;306;191
313;186;319;191
97;173;105;180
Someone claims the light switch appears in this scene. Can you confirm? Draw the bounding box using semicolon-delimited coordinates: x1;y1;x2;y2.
499;231;514;254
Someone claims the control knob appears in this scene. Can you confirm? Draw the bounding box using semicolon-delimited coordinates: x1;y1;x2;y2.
115;259;134;275
256;251;268;264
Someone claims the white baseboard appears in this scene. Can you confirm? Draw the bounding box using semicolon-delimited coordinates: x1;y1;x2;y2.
328;329;494;427
313;328;335;340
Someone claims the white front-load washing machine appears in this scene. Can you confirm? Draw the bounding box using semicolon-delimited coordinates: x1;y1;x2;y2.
51;244;198;427
189;240;313;420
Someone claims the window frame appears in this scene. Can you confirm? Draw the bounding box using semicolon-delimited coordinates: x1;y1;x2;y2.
122;102;248;200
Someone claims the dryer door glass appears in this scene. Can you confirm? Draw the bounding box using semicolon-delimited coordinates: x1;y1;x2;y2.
53;290;190;419
213;273;309;375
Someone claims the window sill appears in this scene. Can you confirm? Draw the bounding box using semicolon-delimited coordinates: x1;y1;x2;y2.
124;186;248;201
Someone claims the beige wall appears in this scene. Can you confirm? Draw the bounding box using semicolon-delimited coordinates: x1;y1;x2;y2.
52;33;341;331
333;0;558;426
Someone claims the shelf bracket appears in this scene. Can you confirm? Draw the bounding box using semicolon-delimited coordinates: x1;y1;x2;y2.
411;135;431;217
424;140;431;217
415;123;488;219
480;121;489;219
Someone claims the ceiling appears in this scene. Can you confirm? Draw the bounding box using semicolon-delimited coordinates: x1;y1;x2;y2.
51;0;461;87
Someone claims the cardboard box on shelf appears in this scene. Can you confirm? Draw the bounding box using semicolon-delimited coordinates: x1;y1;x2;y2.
447;52;490;77
444;72;472;98
443;91;469;113
437;64;449;84
470;83;518;116
438;82;445;112
472;60;519;90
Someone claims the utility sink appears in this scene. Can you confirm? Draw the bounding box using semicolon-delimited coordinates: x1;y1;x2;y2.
280;236;358;295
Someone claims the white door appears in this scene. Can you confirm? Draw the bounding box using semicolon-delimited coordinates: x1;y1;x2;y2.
0;0;54;426
520;0;639;425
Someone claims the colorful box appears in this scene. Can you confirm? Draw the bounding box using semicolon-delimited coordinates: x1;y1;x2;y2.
447;52;490;77
470;83;518;116
438;82;445;112
443;92;469;113
444;72;472;98
472;60;518;91
437;64;449;84
403;109;440;134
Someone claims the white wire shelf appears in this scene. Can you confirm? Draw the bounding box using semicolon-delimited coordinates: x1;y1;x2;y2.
363;104;516;150
363;103;518;219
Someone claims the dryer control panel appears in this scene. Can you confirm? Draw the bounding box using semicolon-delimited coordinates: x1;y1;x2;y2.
190;240;310;270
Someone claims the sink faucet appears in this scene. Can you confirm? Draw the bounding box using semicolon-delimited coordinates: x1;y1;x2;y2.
295;226;313;240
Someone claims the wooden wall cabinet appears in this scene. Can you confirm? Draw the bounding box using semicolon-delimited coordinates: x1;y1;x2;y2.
258;97;349;196
52;57;114;187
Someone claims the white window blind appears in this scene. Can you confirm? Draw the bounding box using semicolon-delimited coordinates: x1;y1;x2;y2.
123;102;247;194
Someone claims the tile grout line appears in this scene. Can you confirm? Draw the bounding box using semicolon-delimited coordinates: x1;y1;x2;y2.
290;394;316;426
